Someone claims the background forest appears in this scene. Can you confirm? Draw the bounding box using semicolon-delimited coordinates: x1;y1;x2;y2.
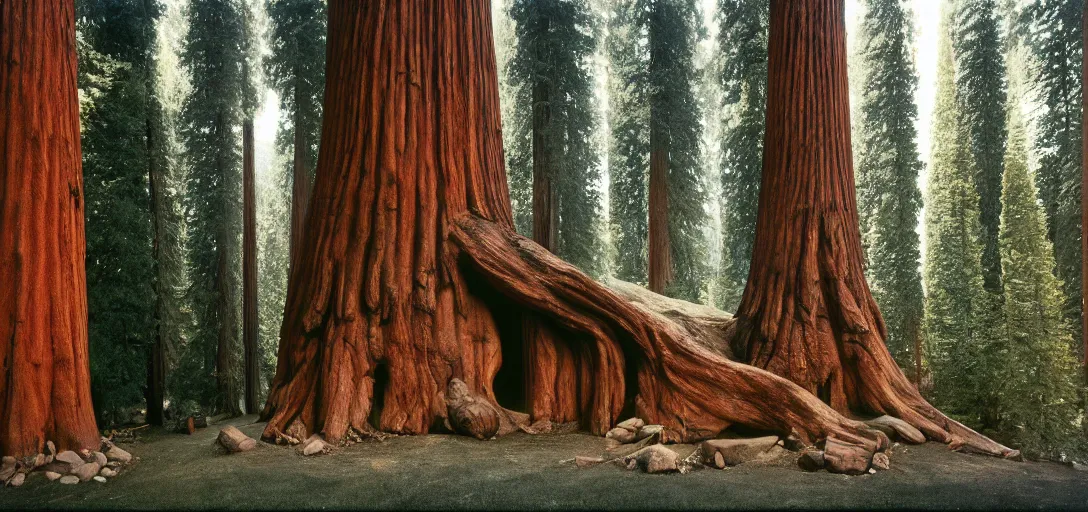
77;0;1086;462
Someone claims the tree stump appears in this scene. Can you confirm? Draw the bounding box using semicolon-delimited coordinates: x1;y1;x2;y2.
217;426;256;453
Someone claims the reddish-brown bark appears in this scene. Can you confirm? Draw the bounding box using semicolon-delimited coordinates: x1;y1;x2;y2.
730;0;1016;458
647;123;671;295
288;83;312;276
0;0;100;457
243;120;260;414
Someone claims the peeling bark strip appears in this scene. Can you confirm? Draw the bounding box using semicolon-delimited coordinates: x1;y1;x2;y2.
732;0;1017;458
0;0;100;457
262;0;515;442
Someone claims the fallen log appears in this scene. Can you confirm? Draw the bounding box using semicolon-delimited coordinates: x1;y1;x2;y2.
217;426;256;453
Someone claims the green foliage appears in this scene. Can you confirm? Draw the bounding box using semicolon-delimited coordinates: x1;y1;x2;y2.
924;13;1003;427
265;0;325;176
853;0;925;372
714;0;766;312
176;0;250;412
1023;0;1084;341
506;0;605;276
607;0;708;301
997;97;1084;459
953;0;1009;292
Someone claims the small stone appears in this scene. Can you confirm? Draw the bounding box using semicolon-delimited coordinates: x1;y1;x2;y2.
575;456;604;468
606;427;636;444
872;452;890;470
32;453;46;468
616;417;645;433
798;449;826;472
56;451;84;467
624;444;680;474
700;436;779;467
59;475;79;485
712;451;725;469
99;467;117;478
73;462;101;482
93;476;107;483
0;457;15;481
300;435;328;456
92;451;107;467
634;424;663;442
105;445;132;463
868;468;877;474
44;471;62;481
46;441;56;456
6;472;24;487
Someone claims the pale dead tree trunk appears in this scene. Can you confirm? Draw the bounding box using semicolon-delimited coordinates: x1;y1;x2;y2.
0;0;100;457
730;0;1017;458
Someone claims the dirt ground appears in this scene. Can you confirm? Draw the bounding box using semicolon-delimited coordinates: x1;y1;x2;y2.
2;415;1087;510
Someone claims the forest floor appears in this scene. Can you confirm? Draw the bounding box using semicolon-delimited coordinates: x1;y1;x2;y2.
2;415;1087;510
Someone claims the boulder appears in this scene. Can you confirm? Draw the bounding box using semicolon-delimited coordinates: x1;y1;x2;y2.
92;451;108;467
300;435;328;456
864;416;925;445
55;451;84;468
822;437;872;475
44;471;62;481
73;462;101;482
59;475;79;485
699;436;779;467
105;445;132;463
798;449;826;471
605;427;636;444
623;444;680;474
616;418;645;433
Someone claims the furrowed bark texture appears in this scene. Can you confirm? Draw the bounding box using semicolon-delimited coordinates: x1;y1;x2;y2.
243;120;260;414
731;0;1017;458
0;0;100;457
289;83;312;276
262;0;518;442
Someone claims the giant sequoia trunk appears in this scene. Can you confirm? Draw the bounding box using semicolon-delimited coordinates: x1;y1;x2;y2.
730;0;1016;457
0;0;100;457
264;0;889;454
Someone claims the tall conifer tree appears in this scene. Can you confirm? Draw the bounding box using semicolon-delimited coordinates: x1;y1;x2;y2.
852;0;926;378
715;0;767;312
506;0;605;275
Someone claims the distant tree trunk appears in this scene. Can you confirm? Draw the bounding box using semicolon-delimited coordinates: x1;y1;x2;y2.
731;0;1016;457
531;16;557;252
216;110;242;416
647;18;670;295
147;113;166;427
243;120;260;414
1081;2;1087;392
0;0;100;457
288;77;312;276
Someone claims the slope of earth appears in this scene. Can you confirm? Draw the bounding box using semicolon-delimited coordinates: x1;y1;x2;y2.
1;415;1086;510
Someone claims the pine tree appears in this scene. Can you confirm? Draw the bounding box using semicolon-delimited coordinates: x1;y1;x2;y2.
953;0;1009;292
178;0;249;414
607;0;708;301
714;0;767;312
924;6;1002;427
506;0;605;276
998;88;1083;458
852;0;926;378
1023;0;1084;341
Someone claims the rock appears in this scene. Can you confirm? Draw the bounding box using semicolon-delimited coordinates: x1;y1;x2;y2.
92;451;108;467
575;456;604;468
300;435;328;456
93;476;107;483
1073;462;1088;472
616;418;645;433
105;445;132;463
55;451;85;468
606;427;636;444
872;452;890;470
798;449;826;471
7;472;25;487
73;462;101;482
864;416;925;445
46;441;56;456
31;453;46;468
99;467;117;478
711;451;726;469
623;444;680;474
445;378;501;440
59;475;79;485
634;424;663;442
823;437;872;475
868;468;876;474
0;456;15;481
44;471;62;481
699;436;779;467
217;426;257;453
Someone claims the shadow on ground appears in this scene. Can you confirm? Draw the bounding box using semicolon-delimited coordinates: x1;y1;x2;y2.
2;415;1086;510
